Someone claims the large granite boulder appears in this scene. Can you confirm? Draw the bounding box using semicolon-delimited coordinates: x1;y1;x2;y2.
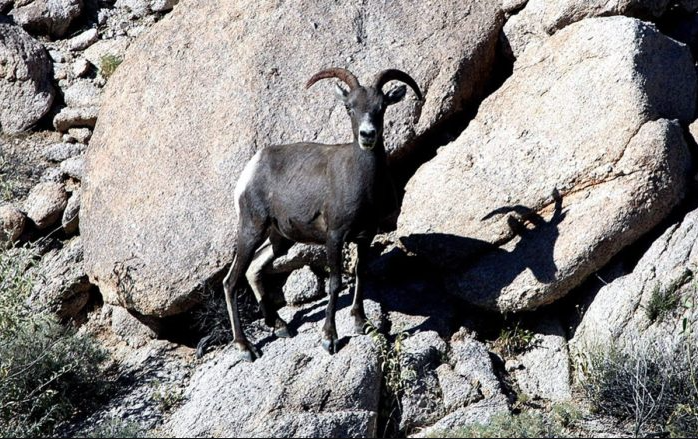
398;17;695;312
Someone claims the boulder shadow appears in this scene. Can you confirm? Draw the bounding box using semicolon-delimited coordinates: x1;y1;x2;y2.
372;190;566;335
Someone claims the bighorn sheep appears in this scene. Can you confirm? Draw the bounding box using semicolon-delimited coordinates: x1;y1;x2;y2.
223;67;422;360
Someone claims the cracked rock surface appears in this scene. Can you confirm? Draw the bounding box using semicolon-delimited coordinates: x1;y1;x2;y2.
571;206;698;355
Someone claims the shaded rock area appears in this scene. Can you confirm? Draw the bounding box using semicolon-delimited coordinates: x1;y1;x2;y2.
61;339;193;437
398;17;695;313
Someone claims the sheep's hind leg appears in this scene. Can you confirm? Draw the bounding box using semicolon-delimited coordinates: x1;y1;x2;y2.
223;230;266;361
246;234;294;338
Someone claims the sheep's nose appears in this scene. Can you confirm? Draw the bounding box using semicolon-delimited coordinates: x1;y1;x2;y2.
360;128;376;138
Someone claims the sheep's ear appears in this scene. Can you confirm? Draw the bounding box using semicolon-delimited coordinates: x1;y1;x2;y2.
385;85;406;106
335;83;349;102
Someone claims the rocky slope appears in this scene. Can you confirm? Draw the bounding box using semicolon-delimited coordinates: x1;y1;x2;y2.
2;0;698;437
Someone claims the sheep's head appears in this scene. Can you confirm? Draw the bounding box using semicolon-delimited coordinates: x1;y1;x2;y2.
306;68;422;151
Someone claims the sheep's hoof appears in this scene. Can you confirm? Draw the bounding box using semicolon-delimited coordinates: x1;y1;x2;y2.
321;337;338;355
235;341;260;362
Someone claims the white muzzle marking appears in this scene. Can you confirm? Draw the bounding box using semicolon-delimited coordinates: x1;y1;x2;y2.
359;116;377;150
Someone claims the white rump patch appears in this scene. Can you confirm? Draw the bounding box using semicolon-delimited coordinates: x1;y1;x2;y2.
234;150;262;213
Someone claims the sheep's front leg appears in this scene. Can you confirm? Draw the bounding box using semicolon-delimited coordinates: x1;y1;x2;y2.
351;240;369;334
322;233;343;354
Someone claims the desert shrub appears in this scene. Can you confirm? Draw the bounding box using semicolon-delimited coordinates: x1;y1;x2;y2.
579;337;698;437
493;322;536;357
366;323;416;437
434;404;581;438
0;244;108;437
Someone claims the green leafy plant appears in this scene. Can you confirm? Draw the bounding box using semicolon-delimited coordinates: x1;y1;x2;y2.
100;54;123;80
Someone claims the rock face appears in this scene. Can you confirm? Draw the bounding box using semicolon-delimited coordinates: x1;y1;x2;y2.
24;181;69;230
82;0;505;317
29;237;92;319
164;299;383;437
398;17;695;313
411;331;510;437
510;320;572;402
11;0;83;39
0;24;55;134
571;207;698;355
501;0;683;58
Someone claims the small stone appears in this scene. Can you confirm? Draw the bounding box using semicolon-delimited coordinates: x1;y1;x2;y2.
62;133;77;143
48;49;67;63
10;0;83;39
151;0;178;12
72;58;92;78
69;28;99;51
282;266;324;305
111;305;158;348
43;142;84;162
54;66;68;81
53;106;99;132
68;127;92;144
40;167;65;183
0;24;55;134
0;205;27;242
60;156;85;181
97;9;110;25
63;80;101;108
24;182;68;230
29;237;92;319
